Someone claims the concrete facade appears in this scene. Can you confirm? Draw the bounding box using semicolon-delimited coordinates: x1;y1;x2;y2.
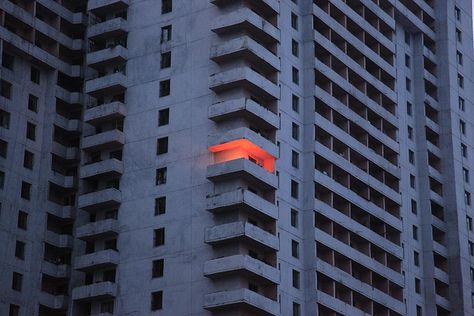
1;0;474;315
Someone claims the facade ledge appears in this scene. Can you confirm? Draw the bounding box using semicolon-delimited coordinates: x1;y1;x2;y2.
204;289;278;315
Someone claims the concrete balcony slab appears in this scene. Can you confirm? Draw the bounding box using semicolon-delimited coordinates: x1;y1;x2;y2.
76;219;119;241
210;0;279;16
50;171;78;190
74;249;119;272
85;72;127;98
88;0;130;14
88;17;128;41
77;188;122;211
39;292;68;310
204;289;278;315
52;142;80;161
44;231;74;249
72;282;117;301
87;45;128;70
41;261;70;279
84;101;126;125
82;129;125;152
54;114;82;133
46;202;76;221
80;159;124;179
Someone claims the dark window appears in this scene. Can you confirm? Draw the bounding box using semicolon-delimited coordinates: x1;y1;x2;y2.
9;304;19;316
415;278;421;293
0;109;10;129
292;94;299;113
155;197;166;215
291;12;298;30
291;180;299;199
459;97;465;111
411;199;417;215
292;269;300;288
151;291;163;311
154;228;165;246
28;94;38;113
2;52;14;70
291;240;299;258
152;259;164;278
410;174;415;188
21;181;31;200
407;102;412;116
417;305;422;316
26;122;36;141
1;80;12;99
462;143;468;157
157;137;169;155
104;239;117;250
291;150;299;168
30;66;40;84
292;123;299;141
0;170;4;189
414;251;419;266
23;150;34;169
161;51;171;68
161;25;172;42
412;225;418;240
409;150;415;164
12;272;22;291
0;139;7;158
15;241;25;260
406;78;411;91
291;209;298;228
292;67;299;85
405;54;410;68
408;126;413;139
291;39;299;57
159;79;171;97
458;74;464;88
156;167;167;185
103;269;116;282
162;0;172;14
100;301;114;314
293;302;301;316
158;108;169;126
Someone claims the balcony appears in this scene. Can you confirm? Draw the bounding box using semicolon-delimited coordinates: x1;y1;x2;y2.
55;86;83;105
50;172;77;190
80;159;124;179
207;158;278;191
207;188;277;220
74;249;119;272
88;17;128;41
204;254;279;284
87;45;128;70
77;188;122;211
72;282;117;301
39;292;68;310
210;0;279;16
211;36;279;73
204;289;279;315
209;67;279;101
51;142;80;161
76;219;119;241
47;203;75;220
209;98;278;130
44;231;74;249
211;8;280;44
54;114;82;133
205;221;278;251
88;0;130;15
85;72;127;98
84;101;126;125
41;261;70;279
82;129;125;152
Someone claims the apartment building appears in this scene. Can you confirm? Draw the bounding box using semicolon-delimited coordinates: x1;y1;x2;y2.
0;0;473;315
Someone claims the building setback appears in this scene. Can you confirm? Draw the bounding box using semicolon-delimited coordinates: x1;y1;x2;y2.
0;0;474;315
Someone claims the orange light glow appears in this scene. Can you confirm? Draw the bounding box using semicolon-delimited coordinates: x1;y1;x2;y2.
209;139;276;173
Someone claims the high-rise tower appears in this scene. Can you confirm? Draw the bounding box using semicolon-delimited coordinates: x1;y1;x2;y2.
1;1;474;316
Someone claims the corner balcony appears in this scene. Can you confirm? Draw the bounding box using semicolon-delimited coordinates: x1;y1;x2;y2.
211;8;280;44
80;159;124;179
39;292;68;310
74;249;119;272
88;17;128;41
47;203;75;220
204;254;279;284
88;0;130;15
209;67;279;101
85;72;127;98
41;261;70;279
50;172;77;190
207;188;277;220
210;0;279;16
87;45;128;70
55;86;83;105
207;158;277;190
84;101;126;125
77;188;122;211
76;219;119;241
211;36;280;73
205;221;278;251
72;282;117;302
209;98;279;130
51;142;80;161
82;129;125;152
44;231;74;249
204;289;279;315
54;114;82;133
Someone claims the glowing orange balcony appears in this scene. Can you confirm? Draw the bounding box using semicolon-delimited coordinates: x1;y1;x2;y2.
209;138;276;173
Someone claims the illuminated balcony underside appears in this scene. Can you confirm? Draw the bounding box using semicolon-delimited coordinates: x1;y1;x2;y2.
87;45;128;70
88;0;130;15
76;219;119;241
72;282;117;302
204;254;279;284
204;289;279;316
80;159;124;179
207;188;277;220
77;188;122;211
74;249;119;272
209;98;279;130
84;101;126;125
205;221;278;251
210;0;279;16
207;158;278;190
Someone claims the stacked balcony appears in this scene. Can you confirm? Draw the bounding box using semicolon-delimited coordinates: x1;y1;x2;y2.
206;0;280;314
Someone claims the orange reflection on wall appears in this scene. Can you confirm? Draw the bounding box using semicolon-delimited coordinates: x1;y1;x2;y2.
209;139;276;173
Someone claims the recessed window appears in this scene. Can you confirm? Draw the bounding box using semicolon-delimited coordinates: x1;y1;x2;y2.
406;78;411;91
293;302;301;316
414;251;420;266
464;168;470;183
292;123;299;141
412;225;418;240
28;94;38;113
407;126;413;140
407;102;413;116
155;196;166;215
26;122;36;141
151;291;163;311
0;109;10;130
0;139;7;158
411;199;417;215
31;67;40;84
158;108;169;126
161;25;172;42
156;167;167;185
292;67;299;85
291;180;299;199
292;94;299;113
0;80;12;99
292;39;299;57
9;304;19;316
409;150;415;164
410;174;416;188
11;272;22;291
100;301;114;314
23;150;34;169
291;240;299;258
15;241;25;260
152;259;164;278
456;28;462;42
291;208;298;228
21;181;31;200
161;51;171;69
405;54;411;68
291;12;298;30
159;79;171;97
457;51;463;65
2;52;14;70
415;278;421;293
292;269;300;289
466;191;471;205
467;216;473;231
162;0;172;14
405;31;411;45
0;170;4;189
154;228;165;247
455;6;461;21
157;137;169;155
459;97;465;111
462;143;468;157
291;150;299;168
460;120;466;135
458;74;464;88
